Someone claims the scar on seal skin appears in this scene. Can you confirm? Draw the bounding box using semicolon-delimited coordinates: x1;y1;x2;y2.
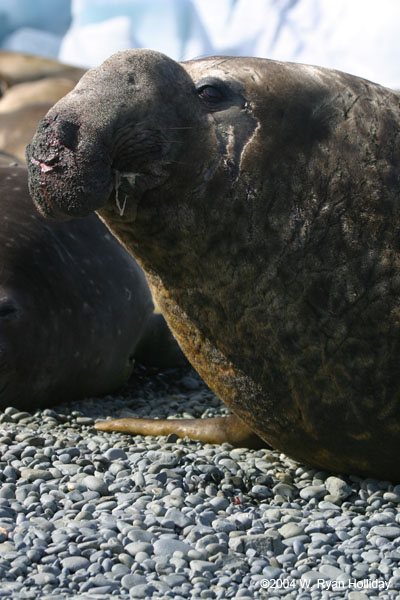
27;49;400;479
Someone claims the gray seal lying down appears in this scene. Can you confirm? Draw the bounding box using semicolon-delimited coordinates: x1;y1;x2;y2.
0;165;183;409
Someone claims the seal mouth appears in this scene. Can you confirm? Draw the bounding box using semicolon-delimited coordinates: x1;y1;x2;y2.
28;155;70;220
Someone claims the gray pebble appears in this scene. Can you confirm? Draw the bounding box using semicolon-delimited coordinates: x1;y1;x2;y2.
0;486;15;500
263;566;282;578
250;485;271;499
76;416;94;425
241;532;285;556
272;483;297;499
125;541;154;557
383;492;400;503
31;572;58;585
126;529;153;543
325;476;352;499
130;583;156;598
319;564;350;581
369;525;400;539
0;367;397;600
153;538;193;558
299;485;327;500
361;549;380;562
82;475;108;495
190;560;218;575
61;556;90;572
164;507;193;528
20;468;52;482
10;412;32;422
279;522;305;539
104;448;127;461
121;573;147;588
209;497;229;511
162;574;188;587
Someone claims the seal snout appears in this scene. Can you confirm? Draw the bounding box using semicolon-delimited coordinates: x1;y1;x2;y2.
27;49;199;222
27;111;113;221
27;114;80;170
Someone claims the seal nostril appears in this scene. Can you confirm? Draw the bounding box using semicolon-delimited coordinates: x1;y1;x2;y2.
57;120;80;151
43;117;80;152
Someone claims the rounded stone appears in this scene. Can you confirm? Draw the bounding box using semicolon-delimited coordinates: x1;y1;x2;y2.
153;538;193;558
125;542;154;557
61;556;90;572
299;485;327;501
279;523;305;539
82;476;108;496
325;477;352;500
369;526;400;539
104;448;128;461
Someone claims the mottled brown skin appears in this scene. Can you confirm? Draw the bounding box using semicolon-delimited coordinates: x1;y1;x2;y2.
27;50;400;479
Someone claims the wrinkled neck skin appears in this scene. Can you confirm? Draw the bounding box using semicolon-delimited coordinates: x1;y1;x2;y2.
89;55;266;400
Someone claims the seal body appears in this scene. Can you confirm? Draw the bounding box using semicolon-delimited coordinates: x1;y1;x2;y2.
0;77;77;113
0;50;84;89
0;151;21;166
26;50;400;479
0;165;183;410
0;103;58;163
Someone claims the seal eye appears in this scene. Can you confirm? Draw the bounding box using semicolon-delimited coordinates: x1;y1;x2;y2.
198;85;224;103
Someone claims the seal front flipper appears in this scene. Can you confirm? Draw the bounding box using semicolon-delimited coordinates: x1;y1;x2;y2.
94;414;265;449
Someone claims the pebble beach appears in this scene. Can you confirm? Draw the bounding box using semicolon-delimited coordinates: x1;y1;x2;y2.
0;364;399;599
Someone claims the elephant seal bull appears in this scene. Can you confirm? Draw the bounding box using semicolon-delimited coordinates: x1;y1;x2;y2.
0;165;184;410
27;49;400;479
